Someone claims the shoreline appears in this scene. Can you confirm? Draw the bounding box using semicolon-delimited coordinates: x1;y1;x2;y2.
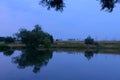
1;41;120;54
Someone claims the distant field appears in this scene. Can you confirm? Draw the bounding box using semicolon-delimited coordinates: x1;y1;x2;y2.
52;41;120;49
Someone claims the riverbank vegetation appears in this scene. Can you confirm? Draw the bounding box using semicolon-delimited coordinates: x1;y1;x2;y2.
15;25;53;49
52;40;120;50
1;39;120;52
0;25;120;52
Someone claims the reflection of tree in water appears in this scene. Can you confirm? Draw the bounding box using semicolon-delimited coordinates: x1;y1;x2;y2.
84;50;98;60
12;49;53;73
3;49;14;56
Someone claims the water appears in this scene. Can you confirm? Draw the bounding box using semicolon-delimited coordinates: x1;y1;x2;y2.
0;49;120;80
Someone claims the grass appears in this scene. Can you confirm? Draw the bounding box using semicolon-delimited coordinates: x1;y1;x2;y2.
1;40;120;54
51;41;120;51
1;40;120;53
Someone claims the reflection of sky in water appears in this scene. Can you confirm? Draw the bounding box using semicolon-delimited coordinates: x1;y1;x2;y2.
0;51;120;80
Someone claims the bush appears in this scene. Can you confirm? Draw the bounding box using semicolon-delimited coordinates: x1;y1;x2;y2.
84;36;94;45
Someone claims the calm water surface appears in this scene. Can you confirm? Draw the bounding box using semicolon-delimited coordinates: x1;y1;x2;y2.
0;50;120;80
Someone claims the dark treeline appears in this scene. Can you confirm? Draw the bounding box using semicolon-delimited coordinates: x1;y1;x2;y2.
0;36;15;43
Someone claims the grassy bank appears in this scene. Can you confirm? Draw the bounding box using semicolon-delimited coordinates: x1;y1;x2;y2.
1;41;120;54
52;41;120;50
52;41;120;54
1;40;120;52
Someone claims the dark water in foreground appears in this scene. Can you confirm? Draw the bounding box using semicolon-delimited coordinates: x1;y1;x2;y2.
0;50;120;80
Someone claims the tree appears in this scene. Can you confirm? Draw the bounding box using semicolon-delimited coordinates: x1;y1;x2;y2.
32;24;42;32
16;25;54;48
100;0;118;12
43;37;51;48
0;37;5;42
40;0;65;12
39;0;120;12
4;37;15;44
84;36;94;45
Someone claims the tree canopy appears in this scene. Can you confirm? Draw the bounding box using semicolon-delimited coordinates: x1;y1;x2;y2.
84;36;95;45
16;25;54;48
39;0;120;12
100;0;119;12
4;36;15;44
40;0;65;12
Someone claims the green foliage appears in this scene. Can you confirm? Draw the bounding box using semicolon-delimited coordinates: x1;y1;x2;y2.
4;37;15;44
39;0;119;12
0;44;10;51
40;0;65;12
100;0;117;12
16;25;54;48
0;37;5;42
43;37;51;48
84;36;94;45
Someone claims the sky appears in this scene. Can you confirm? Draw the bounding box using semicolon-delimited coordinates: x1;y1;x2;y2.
0;0;120;40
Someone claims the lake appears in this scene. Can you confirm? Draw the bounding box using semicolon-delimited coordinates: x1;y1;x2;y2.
0;49;120;80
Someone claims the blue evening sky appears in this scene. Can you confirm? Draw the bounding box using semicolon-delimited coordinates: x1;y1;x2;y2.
0;0;120;40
